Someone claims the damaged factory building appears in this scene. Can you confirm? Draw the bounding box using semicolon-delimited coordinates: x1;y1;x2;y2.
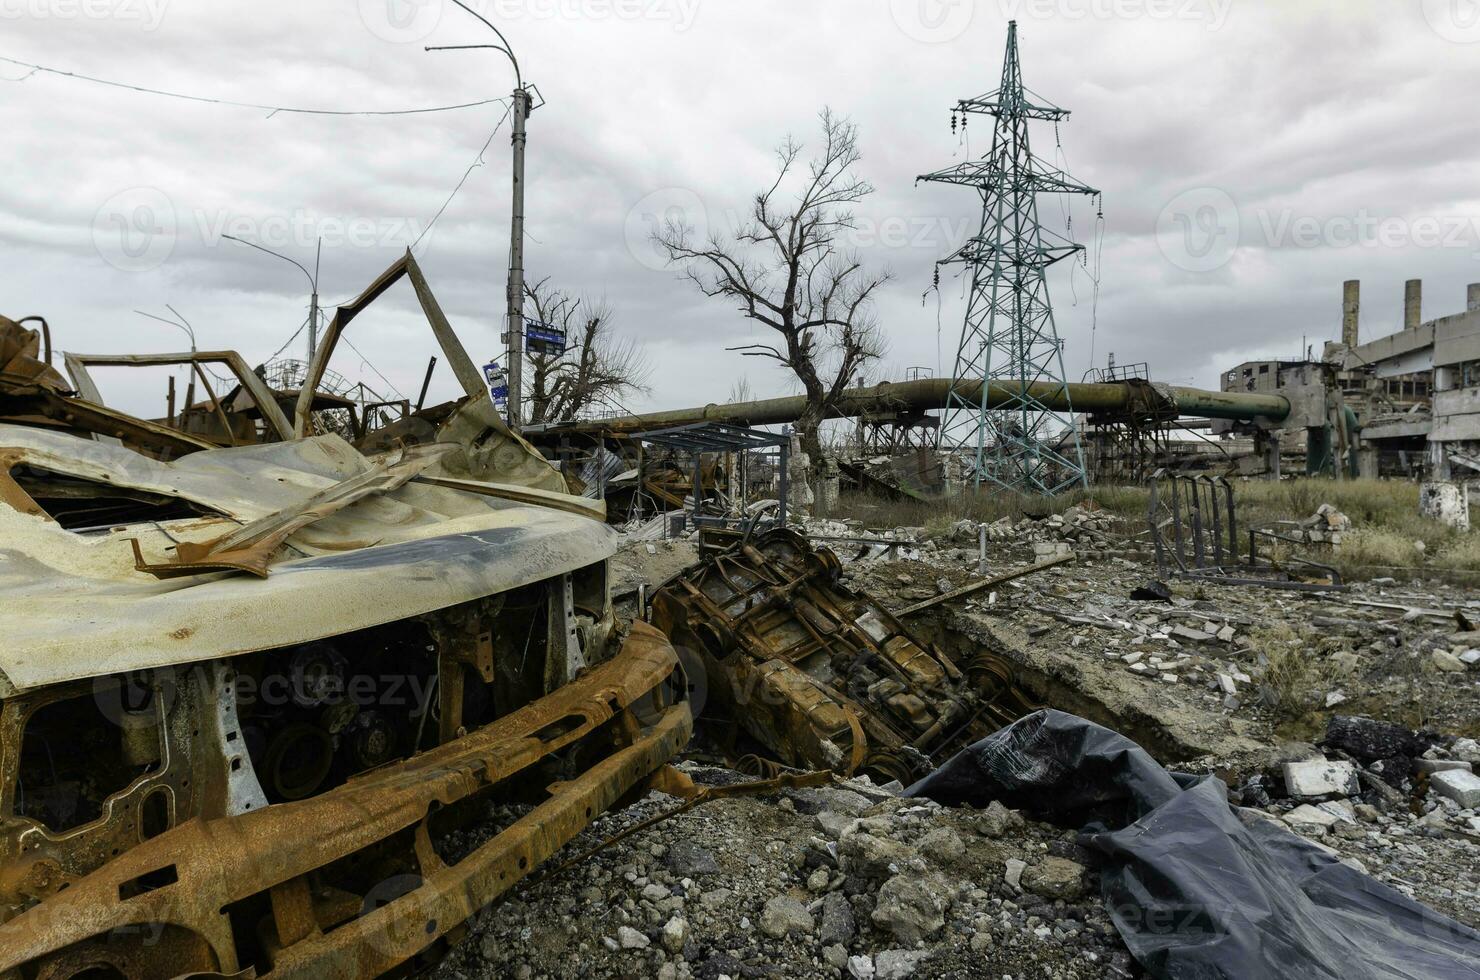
4;6;1480;980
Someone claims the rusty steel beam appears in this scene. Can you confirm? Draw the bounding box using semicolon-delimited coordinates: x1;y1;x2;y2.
895;554;1075;617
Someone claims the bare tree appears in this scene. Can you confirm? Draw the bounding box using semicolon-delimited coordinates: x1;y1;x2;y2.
655;108;889;485
523;278;650;424
727;375;754;404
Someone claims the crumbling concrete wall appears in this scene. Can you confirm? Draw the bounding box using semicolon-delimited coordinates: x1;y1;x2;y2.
1420;481;1471;531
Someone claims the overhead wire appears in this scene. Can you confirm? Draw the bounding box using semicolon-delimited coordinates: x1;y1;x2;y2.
0;52;514;413
0;54;508;117
410;100;514;252
340;334;408;402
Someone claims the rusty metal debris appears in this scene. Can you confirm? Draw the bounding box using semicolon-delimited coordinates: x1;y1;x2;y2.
0;624;688;978
650;527;1041;785
0;256;696;979
1148;470;1346;592
894;554;1075;617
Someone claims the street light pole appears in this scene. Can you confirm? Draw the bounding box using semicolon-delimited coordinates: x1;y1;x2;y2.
222;234;318;367
506;85;529;428
309;238;321;361
426;0;530;429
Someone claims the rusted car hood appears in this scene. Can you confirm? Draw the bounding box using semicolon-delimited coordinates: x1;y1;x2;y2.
0;424;616;695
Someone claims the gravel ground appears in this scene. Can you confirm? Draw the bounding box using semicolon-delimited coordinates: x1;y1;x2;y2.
429;521;1480;978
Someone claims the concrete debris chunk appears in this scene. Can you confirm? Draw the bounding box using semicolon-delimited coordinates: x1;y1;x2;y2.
616;925;650;949
1452;738;1480;764
976;800;1025;838
1284;760;1360;799
1415;759;1473;775
1284;804;1341;831
874;949;930;979
759;895;815;938
1022;856;1089;900
1431;650;1468;673
871;874;950;944
1430;769;1480;809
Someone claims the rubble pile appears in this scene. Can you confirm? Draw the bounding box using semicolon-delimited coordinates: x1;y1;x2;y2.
1225;716;1480;922
950;506;1130;562
1294;503;1354;546
432;768;1133;980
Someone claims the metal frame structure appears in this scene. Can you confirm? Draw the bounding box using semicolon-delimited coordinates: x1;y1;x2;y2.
64;350;296;446
637;422;790;532
1148;471;1345;592
919;20;1098;495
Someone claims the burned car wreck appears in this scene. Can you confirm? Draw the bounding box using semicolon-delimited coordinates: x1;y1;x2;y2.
0;261;691;978
651;528;1040;785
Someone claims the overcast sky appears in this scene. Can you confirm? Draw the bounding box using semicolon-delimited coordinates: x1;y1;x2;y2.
3;0;1479;419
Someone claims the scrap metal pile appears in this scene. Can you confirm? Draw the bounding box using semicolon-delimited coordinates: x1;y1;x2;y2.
0;273;1048;978
0;257;695;979
651;528;1040;785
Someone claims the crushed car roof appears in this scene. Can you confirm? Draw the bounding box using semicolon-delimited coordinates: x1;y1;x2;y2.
0;423;615;695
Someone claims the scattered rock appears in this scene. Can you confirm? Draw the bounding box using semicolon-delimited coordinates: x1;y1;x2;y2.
1283;759;1359;799
1022;856;1089;900
875;948;930;979
839;832;913;880
1430;769;1480;808
616;925;650;950
917;826;965;863
820;891;857;946
871;874;950;944
759;895;814;939
660;916;687;953
976;800;1025;838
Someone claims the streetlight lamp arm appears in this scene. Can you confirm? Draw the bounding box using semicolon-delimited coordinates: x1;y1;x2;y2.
222;235;315;293
442;0;521;88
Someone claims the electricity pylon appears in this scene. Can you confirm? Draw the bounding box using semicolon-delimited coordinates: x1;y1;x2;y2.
919;20;1098;495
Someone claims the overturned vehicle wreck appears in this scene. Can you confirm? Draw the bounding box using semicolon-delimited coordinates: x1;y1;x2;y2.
0;259;690;978
651;528;1039;785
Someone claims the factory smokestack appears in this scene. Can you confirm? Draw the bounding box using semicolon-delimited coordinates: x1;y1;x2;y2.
1342;280;1360;347
1405;279;1422;330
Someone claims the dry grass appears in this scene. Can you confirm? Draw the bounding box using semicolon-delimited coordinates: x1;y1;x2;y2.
828;476;1479;579
1249;623;1331;723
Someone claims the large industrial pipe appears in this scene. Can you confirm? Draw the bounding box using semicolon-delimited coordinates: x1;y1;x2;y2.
534;378;1290;436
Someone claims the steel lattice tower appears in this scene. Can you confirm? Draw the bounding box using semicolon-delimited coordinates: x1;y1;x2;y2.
920;21;1098;495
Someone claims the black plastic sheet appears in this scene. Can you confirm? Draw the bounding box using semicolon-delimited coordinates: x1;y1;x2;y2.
907;710;1480;980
